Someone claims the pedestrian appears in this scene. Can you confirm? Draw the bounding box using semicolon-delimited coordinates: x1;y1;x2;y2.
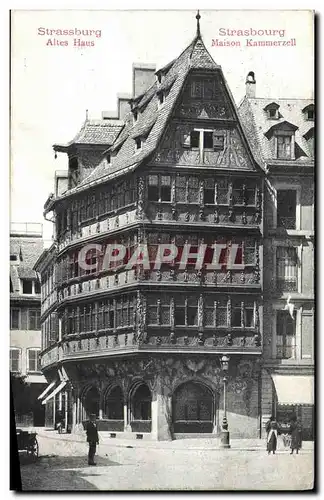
56;410;64;434
290;415;302;454
266;415;279;454
86;413;99;466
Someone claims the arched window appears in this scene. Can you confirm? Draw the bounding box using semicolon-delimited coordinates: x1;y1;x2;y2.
131;383;151;421
105;386;124;420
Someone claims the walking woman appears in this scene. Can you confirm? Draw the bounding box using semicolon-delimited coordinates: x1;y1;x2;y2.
266;416;279;454
290;415;302;454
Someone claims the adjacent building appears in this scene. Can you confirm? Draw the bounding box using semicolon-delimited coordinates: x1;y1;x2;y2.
10;222;46;427
35;20;314;440
239;87;314;440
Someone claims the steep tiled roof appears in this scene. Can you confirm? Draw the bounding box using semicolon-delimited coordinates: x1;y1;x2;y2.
10;236;43;295
238;97;314;164
53;119;123;150
48;32;260;206
17;267;38;280
52;35;225;199
10;237;43;268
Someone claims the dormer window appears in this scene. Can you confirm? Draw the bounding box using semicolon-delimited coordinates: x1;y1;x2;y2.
135;137;142;151
264;121;298;161
307;110;314;120
264;102;280;120
303;127;314;157
302;104;314;121
277;135;291;160
106;152;111;164
158;91;165;107
269;108;277;119
133;109;138;123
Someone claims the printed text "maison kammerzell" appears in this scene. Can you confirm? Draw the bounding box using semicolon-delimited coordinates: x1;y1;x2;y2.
212;28;296;47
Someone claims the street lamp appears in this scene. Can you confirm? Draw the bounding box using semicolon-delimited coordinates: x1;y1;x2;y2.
220;354;230;449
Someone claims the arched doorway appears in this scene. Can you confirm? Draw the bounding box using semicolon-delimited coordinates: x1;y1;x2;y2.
105;386;124;420
172;381;214;433
82;385;100;419
130;382;152;432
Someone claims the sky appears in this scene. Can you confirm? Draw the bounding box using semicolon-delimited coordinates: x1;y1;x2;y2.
10;9;314;245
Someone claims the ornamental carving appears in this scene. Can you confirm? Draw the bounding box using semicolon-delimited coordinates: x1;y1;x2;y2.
227;358;261;412
136;176;145;220
178;102;228;119
152;122;252;169
135;291;147;344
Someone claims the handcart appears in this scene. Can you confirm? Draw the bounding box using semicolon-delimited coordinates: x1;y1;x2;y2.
16;429;39;459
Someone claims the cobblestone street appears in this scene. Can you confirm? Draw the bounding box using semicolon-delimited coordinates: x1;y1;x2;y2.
18;433;314;491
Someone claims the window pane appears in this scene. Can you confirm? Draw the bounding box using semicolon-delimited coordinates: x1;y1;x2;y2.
277;135;291;159
175;308;185;326
244;240;256;265
245;187;256;205
276;311;296;359
109;310;115;329
277;190;296;229
28;350;36;371
187;306;198;326
216;303;227;327
148;306;158;325
161;176;170;186
10;309;20;329
148;175;158;186
28;309;40;330
204;305;215;327
244;308;254;327
161;299;170;324
10;349;20;372
188;177;199;203
233;181;244;205
204;188;214;204
217;179;228;204
203;132;213;149
232;307;242;327
276;247;298;291
148;186;159;201
22;280;33;294
161;186;171;202
190;131;200;148
176;176;186;202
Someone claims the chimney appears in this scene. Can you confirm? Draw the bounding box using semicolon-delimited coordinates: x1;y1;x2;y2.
245;71;256;98
55;170;68;196
117;93;132;120
101;110;119;120
132;63;156;98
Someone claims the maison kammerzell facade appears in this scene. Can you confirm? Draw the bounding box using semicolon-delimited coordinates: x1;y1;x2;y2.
34;18;314;440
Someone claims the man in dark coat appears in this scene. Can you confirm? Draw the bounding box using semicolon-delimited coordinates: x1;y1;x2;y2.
266;416;279;454
290;415;302;454
86;413;99;465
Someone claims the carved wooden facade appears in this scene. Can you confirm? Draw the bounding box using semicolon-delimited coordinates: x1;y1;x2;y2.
38;32;265;438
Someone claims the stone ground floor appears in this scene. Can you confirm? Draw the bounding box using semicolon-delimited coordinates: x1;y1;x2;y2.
18;432;314;491
41;355;314;441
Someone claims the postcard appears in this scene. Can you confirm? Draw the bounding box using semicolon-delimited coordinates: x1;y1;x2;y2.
10;9;314;491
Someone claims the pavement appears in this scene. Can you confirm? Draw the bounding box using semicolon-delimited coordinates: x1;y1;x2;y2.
17;428;315;491
30;426;314;452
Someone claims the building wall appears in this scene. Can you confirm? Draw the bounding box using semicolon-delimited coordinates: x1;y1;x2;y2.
10;225;46;427
262;172;314;438
10;329;45;382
